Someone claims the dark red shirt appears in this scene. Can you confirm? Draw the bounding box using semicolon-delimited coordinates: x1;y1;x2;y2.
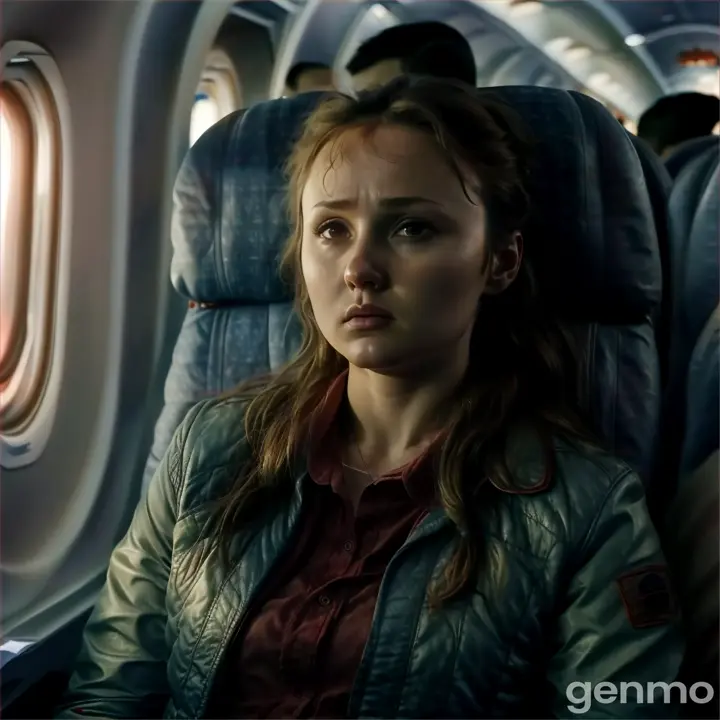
208;372;439;718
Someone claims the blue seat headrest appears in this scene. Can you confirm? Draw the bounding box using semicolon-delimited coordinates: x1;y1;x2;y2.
665;135;720;180
171;93;323;304
669;145;720;359
477;87;659;322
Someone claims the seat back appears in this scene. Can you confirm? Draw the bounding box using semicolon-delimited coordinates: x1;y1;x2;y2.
630;134;673;383
655;144;720;508
144;87;663;491
142;96;320;487
665;308;719;719
665;135;719;179
476;87;662;482
681;308;720;476
668;146;720;372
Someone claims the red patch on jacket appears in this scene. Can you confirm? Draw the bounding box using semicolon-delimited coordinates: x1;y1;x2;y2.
616;565;676;628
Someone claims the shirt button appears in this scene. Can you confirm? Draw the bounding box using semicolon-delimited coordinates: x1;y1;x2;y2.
343;540;354;553
318;595;331;607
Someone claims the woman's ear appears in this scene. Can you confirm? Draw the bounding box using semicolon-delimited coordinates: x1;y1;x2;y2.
484;231;523;296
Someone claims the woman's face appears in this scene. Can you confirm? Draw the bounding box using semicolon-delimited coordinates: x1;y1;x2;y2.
300;124;521;375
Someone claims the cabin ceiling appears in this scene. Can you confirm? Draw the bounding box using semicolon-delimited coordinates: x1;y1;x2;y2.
285;0;719;118
609;0;719;93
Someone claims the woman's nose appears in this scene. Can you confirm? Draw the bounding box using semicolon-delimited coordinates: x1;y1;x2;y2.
343;243;389;292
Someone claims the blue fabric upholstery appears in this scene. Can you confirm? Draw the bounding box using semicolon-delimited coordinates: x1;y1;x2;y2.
664;308;719;716
142;96;318;488
655;145;720;506
143;87;662;489
668;145;720;372
475;88;661;482
629;133;673;382
665;135;720;180
681;308;719;475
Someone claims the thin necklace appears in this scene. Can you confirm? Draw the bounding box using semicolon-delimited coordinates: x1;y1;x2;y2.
342;431;376;483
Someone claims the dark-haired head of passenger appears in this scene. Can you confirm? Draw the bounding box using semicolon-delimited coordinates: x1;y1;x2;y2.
346;22;476;93
637;91;719;157
284;62;336;97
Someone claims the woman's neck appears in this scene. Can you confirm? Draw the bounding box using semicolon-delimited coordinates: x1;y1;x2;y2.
343;359;466;472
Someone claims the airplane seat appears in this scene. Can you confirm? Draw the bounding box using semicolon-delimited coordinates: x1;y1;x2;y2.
140;96;321;489
629;134;673;383
656;143;720;510
658;146;719;711
680;308;719;476
664;308;719;720
475;87;662;483
143;86;662;495
665;135;720;180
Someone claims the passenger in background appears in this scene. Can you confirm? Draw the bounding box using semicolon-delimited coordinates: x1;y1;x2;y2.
637;92;719;157
56;76;682;720
284;61;336;97
346;21;476;93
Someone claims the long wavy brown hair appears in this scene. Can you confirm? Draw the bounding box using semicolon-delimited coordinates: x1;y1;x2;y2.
202;76;593;606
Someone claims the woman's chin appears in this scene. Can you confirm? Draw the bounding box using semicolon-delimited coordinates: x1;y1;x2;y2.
341;343;398;369
341;341;423;374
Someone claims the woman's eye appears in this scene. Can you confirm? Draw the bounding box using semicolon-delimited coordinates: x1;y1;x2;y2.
395;220;434;239
317;221;348;240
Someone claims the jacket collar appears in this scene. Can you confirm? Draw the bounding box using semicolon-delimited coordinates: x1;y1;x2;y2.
490;425;554;495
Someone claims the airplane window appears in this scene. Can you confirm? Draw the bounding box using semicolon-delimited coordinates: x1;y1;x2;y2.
189;92;221;146
189;48;242;147
0;85;32;391
0;106;13;363
0;58;64;438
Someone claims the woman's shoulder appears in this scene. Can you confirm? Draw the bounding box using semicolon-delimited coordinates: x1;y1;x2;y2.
500;427;650;548
169;395;254;512
551;436;642;502
181;395;251;455
504;426;641;499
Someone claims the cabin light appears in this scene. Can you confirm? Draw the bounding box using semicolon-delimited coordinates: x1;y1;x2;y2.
371;4;389;20
544;37;573;55
565;46;592;62
588;72;613;92
678;49;720;68
625;34;646;48
508;0;543;17
544;38;592;64
695;70;720;97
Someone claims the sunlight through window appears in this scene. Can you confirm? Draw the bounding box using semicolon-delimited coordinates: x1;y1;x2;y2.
0;105;15;368
189;95;221;147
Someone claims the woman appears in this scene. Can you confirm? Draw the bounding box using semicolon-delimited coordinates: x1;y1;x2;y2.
56;77;683;719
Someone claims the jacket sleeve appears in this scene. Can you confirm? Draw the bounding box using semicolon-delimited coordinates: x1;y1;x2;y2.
548;468;685;719
54;404;203;719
